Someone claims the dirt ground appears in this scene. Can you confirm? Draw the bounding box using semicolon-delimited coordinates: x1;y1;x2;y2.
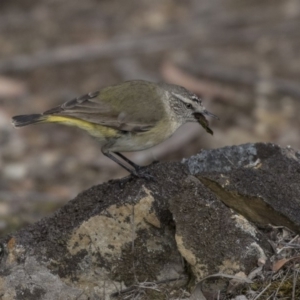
1;0;300;235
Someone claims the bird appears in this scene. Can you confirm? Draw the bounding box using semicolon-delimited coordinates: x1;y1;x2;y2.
12;80;218;178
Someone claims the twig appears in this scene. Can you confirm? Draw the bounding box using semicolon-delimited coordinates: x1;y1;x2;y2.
274;268;290;299
110;276;187;297
253;283;271;300
248;266;263;281
198;273;253;285
281;243;300;248
277;235;299;254
292;267;298;300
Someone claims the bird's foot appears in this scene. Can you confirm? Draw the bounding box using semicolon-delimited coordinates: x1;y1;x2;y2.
133;167;156;181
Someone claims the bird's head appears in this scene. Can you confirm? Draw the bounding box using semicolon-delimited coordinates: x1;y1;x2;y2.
162;83;218;134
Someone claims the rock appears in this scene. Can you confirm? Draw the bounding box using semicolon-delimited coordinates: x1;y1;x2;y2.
169;175;269;281
0;164;189;299
185;143;300;232
0;143;299;299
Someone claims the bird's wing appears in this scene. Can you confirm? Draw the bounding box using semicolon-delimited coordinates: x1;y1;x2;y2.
43;81;165;132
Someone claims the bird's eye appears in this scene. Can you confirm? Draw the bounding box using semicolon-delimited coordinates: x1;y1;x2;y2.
186;103;192;109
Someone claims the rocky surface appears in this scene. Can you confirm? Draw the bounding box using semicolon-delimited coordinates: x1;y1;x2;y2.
0;143;300;299
186;143;300;231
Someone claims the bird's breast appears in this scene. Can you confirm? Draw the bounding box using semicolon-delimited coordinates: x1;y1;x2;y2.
106;117;181;152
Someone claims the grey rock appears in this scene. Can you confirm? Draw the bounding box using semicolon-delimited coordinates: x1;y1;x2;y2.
184;143;300;231
1;143;299;298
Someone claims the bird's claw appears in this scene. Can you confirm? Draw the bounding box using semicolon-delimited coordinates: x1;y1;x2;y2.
133;168;156;181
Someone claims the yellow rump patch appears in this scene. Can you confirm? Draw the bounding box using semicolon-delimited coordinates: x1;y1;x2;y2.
45;115;118;138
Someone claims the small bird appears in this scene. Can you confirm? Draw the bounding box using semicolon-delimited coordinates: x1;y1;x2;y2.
12;80;218;178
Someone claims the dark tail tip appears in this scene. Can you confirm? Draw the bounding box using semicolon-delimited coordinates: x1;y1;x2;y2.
12;114;44;127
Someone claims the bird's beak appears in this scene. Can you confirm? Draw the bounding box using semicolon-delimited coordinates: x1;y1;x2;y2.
202;109;219;120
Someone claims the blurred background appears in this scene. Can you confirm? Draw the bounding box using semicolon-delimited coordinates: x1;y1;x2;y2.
1;0;300;236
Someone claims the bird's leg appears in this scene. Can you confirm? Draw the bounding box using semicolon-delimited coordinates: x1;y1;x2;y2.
101;150;154;180
101;150;136;175
114;152;142;171
114;152;154;180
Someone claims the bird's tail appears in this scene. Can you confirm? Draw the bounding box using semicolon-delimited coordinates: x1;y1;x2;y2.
12;114;46;127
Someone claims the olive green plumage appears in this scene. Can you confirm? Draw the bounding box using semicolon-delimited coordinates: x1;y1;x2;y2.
12;80;218;178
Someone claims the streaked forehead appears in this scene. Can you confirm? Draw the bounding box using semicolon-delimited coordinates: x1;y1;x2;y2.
171;88;200;103
159;83;195;97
